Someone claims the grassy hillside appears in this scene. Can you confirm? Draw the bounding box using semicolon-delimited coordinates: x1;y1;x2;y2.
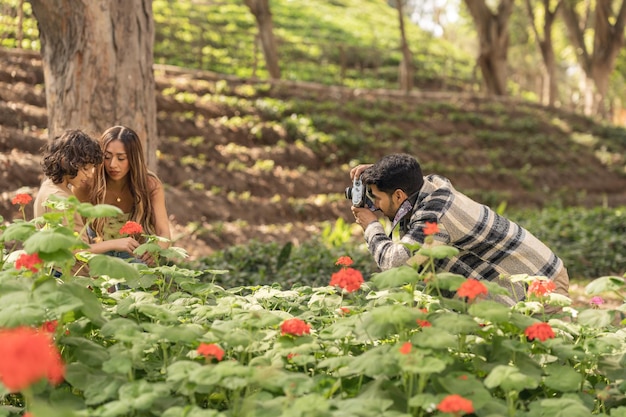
0;0;474;90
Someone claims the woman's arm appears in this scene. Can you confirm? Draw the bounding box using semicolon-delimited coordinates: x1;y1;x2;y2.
148;176;171;247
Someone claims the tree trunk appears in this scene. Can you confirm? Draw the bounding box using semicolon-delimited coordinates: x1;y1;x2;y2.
244;0;281;80
525;0;561;107
561;0;626;117
463;0;514;96
17;0;24;49
396;0;413;93
28;0;158;172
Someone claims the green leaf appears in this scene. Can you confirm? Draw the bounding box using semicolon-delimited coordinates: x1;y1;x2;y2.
484;364;539;392
544;364;583;392
417;245;459;259
527;397;592;417
412;327;457;349
585;276;625;294
88;254;141;281
61;337;110;367
577;309;613;328
60;283;106;327
469;300;511;323
24;229;87;255
431;312;480;334
371;266;421;289
0;221;37;243
77;203;123;219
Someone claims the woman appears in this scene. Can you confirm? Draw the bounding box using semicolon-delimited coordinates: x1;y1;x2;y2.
87;126;171;264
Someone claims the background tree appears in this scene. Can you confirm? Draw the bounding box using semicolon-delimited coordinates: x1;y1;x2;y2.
463;0;515;96
28;0;158;171
561;0;626;117
395;0;414;92
244;0;281;80
524;0;562;106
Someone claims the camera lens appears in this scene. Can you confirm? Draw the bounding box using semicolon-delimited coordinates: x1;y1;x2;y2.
345;187;352;199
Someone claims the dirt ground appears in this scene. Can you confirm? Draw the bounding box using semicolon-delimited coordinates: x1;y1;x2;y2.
1;47;626;262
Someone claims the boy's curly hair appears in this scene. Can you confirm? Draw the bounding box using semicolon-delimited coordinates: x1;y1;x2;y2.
41;130;103;184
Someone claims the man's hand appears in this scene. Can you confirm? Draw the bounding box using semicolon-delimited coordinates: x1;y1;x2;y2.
352;206;379;230
350;164;373;180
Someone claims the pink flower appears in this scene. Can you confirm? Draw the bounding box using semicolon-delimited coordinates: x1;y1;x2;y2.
590;296;605;306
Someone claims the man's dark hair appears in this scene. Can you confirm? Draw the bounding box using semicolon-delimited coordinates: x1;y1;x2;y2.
361;153;424;196
41;129;103;184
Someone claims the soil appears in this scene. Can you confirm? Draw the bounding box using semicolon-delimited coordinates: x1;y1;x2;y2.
1;47;626;262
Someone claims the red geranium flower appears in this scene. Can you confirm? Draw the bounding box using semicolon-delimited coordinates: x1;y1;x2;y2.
524;322;555;342
119;221;143;235
11;193;32;205
437;394;474;415
528;279;556;297
197;343;224;361
416;319;431;328
399;342;412;354
338;307;351;315
41;321;58;334
15;253;43;273
457;279;488;301
330;268;364;293
0;326;65;392
423;221;439;235
280;318;311;336
335;256;354;267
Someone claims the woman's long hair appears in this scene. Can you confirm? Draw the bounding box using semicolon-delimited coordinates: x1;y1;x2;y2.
90;126;160;240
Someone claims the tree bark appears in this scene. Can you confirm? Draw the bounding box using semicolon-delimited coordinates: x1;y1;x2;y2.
396;0;414;92
28;0;158;172
463;0;515;96
525;0;561;107
244;0;281;80
561;0;626;117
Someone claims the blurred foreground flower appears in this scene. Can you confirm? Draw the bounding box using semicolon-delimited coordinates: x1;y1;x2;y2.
280;318;311;336
0;326;65;392
423;221;439;235
437;394;474;415
197;343;224;361
15;253;44;273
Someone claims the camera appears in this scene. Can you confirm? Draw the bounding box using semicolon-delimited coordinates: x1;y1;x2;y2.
345;176;374;209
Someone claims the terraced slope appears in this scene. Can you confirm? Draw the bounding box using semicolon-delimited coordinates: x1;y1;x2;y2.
1;47;626;259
